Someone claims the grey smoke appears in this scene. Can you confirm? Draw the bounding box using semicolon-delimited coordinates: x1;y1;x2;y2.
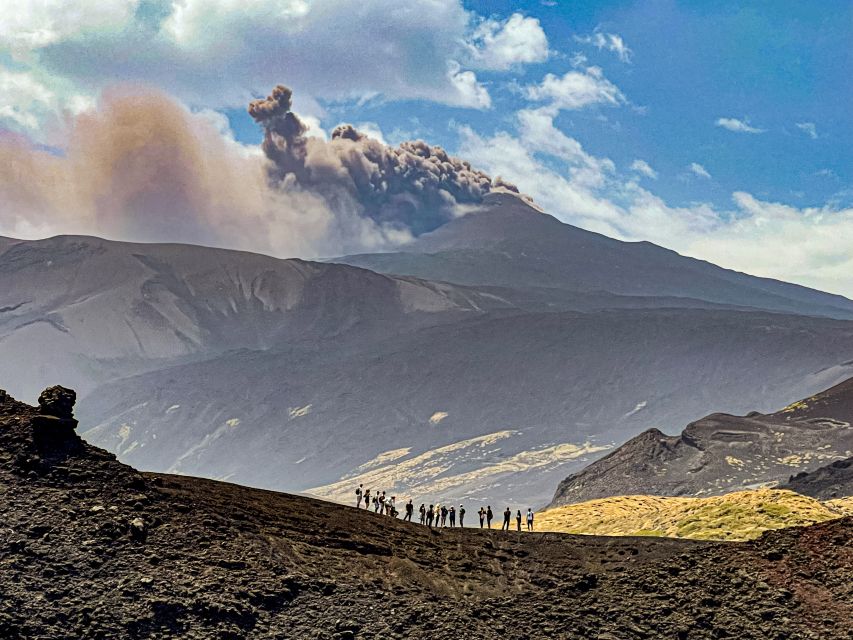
249;85;522;236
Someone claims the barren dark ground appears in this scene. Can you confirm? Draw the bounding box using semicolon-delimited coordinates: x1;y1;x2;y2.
1;388;851;639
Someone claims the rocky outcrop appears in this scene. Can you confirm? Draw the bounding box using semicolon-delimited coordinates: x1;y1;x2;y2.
1;386;852;639
783;457;853;499
549;378;853;507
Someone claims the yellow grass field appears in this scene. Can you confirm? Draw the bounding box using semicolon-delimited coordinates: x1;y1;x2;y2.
537;489;853;541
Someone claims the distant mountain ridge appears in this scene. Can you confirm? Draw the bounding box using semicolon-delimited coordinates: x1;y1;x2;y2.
549;377;853;507
5;193;853;506
339;193;853;320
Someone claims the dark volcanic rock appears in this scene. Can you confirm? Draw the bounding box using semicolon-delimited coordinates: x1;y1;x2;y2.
1;387;852;639
550;377;853;507
38;385;77;419
783;457;853;499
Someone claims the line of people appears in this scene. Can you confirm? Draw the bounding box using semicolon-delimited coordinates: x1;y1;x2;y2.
355;484;535;531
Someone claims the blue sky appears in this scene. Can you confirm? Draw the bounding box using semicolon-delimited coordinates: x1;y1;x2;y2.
1;1;851;295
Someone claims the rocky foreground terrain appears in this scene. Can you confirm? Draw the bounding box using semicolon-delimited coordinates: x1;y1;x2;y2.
2;387;852;639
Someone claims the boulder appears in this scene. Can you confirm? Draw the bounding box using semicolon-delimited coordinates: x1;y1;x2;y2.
38;386;77;420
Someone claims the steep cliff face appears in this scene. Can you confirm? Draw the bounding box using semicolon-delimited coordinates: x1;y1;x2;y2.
1;386;851;639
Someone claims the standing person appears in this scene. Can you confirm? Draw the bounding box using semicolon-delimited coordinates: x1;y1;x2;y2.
404;500;413;522
427;505;435;528
363;488;371;510
355;484;363;508
379;492;386;514
502;507;511;531
526;508;534;531
478;507;485;528
449;506;456;527
440;505;448;527
459;505;465;527
419;503;426;525
516;510;522;531
486;506;493;529
389;496;397;517
373;495;380;513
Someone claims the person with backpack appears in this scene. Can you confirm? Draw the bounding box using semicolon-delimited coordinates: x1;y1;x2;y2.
427;505;435;528
448;506;456;527
355;484;363;508
389;495;397;517
419;503;426;525
378;492;386;514
478;507;486;528
440;505;448;527
526;508;534;531
373;495;380;513
404;500;414;522
459;505;465;527
502;507;512;531
486;506;493;529
516;509;522;531
363;488;371;509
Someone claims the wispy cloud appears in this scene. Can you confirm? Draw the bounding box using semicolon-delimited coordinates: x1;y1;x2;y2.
715;117;765;134
525;66;625;111
630;159;658;180
575;31;633;63
689;162;711;179
795;122;818;139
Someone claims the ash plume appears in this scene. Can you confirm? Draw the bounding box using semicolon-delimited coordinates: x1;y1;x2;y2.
249;84;522;236
0;84;528;256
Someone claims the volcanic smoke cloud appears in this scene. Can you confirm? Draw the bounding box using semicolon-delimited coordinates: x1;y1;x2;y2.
248;85;521;237
0;84;522;257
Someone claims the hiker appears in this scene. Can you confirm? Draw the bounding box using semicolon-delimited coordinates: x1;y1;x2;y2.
373;495;380;513
419;503;426;525
502;507;511;531
486;506;493;529
379;492;386;514
363;488;371;509
516;510;522;531
389;495;396;517
478;507;485;528
449;506;456;527
440;505;448;527
527;508;534;531
459;505;465;527
427;505;435;527
404;500;413;522
355;483;363;508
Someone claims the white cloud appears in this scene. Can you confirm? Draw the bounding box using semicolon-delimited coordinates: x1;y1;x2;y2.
457;111;853;297
574;31;632;63
630;159;657;180
0;64;94;138
715;117;765;134
525;66;625;111
467;13;549;70
689;162;711;179
0;0;139;51
0;0;543;118
796;122;818;139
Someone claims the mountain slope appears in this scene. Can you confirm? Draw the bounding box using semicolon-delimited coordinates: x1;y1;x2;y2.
339;193;853;319
782;457;853;499
79;309;853;507
0;235;512;401
2;386;852;640
537;489;849;541
549;377;853;507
